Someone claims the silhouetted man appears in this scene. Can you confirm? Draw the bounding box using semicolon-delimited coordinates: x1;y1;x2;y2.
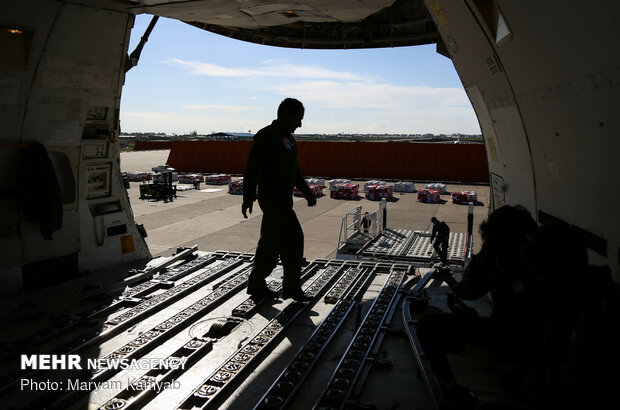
430;216;450;265
242;98;316;301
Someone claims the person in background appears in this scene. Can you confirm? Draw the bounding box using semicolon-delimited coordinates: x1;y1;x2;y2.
430;216;450;265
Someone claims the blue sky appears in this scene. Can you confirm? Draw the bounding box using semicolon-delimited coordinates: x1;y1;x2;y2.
121;15;481;135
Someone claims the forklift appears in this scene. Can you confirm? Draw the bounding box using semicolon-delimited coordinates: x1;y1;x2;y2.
139;170;177;202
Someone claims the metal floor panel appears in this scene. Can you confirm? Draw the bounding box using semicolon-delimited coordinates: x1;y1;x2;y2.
0;250;434;410
363;229;466;264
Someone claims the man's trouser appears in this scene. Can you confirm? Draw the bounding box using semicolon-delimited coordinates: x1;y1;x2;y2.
248;207;304;292
433;237;449;264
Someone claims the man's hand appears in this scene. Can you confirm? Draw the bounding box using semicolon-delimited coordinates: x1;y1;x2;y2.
242;201;253;218
305;194;316;207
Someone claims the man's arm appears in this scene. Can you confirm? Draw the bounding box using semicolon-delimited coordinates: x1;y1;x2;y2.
430;223;438;242
242;136;264;217
295;164;316;206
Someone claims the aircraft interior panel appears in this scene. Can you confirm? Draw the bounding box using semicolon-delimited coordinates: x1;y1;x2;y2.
0;2;150;286
486;1;619;278
424;0;620;279
464;84;505;210
424;0;538;214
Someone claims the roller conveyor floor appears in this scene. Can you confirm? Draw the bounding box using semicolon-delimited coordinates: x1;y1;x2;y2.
0;249;434;410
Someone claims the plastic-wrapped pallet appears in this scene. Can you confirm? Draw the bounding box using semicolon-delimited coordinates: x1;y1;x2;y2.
364;180;386;193
178;174;204;184
306;178;325;187
205;174;232;185
394;181;416;193
127;172;153;182
330;184;359;199
424;182;446;194
366;185;393;200
329;179;351;190
228;178;243;195
417;189;441;203
154;172;178;183
295;184;324;197
451;191;477;204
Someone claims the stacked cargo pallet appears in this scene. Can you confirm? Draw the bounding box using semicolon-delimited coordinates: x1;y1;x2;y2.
330;184;359;199
205;174;232;185
366;185;393;200
228;178;243;194
294;185;324;197
417;189;441;203
178;173;204;184
394;181;416;193
451;191;477;204
124;172;153;182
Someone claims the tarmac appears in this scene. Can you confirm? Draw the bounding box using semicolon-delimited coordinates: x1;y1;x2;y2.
121;149;490;260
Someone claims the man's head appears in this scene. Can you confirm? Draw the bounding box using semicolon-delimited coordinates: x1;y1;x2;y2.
431;217;438;225
277;98;304;133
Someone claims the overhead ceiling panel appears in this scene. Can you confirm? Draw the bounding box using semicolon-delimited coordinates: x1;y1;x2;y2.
72;0;438;49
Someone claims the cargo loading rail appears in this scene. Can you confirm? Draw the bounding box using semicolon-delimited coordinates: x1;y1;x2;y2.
1;251;431;409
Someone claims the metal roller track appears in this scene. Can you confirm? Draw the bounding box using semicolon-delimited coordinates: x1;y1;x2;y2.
90;258;242;342
0;248;207;364
232;279;280;318
97;262;328;409
48;265;253;409
90;265;251;382
255;267;374;410
97;337;216;410
313;268;406;409
232;263;320;318
0;255;245;399
111;254;217;301
176;264;345;410
324;265;370;304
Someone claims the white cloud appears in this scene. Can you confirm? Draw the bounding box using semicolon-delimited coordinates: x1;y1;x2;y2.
164;58;366;81
271;81;470;112
184;104;257;112
127;59;479;135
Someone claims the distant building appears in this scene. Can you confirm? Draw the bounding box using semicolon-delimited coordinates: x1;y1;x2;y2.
202;132;254;141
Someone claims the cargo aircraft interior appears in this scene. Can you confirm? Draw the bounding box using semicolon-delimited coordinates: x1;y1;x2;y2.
1;0;618;409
